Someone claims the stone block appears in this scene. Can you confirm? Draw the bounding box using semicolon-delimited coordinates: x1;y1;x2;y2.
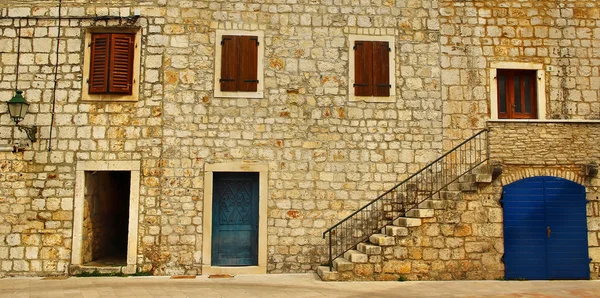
406;208;434;218
357;243;382;255
317;266;338;281
385;225;408;237
344;250;368;263
369;234;395;246
333;257;353;272
353;263;374;277
454;224;472;236
382;260;411;274
393;217;422;227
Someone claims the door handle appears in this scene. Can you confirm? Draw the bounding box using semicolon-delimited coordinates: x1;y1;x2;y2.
547;226;551;238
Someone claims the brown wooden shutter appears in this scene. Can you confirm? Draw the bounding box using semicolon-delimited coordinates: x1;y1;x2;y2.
220;35;239;92
89;34;110;93
372;41;390;97
239;36;259;92
108;33;135;94
354;41;372;96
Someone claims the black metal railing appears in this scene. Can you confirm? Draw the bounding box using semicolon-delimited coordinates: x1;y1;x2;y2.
322;129;489;269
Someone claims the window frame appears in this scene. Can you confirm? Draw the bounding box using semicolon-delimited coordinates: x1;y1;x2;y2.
348;35;396;103
490;62;546;120
214;30;264;99
82;27;141;102
496;69;537;119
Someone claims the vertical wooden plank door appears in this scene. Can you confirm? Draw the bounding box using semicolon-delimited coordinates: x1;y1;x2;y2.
503;176;589;280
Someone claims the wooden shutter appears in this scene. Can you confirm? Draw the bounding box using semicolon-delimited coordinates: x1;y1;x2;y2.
220;35;239;92
239;36;259;92
109;33;135;94
89;34;110;93
354;41;372;96
372;41;390;97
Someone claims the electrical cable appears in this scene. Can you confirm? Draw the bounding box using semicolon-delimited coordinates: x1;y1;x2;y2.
48;0;62;151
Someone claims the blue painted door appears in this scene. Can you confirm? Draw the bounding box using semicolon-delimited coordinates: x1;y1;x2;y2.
503;176;589;280
211;172;259;266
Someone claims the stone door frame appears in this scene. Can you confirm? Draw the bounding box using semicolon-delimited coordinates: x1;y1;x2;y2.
71;160;141;274
202;162;268;275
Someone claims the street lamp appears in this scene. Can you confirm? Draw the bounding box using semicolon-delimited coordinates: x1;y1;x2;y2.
7;90;37;143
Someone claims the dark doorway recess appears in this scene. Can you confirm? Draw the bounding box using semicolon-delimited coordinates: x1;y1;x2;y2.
82;171;131;266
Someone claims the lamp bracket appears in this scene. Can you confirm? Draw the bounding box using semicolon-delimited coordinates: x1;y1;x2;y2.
17;124;37;143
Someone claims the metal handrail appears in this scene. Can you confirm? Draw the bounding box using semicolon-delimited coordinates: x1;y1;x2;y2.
322;129;489;269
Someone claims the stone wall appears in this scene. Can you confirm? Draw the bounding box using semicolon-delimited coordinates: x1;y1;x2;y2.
488;121;600;166
0;0;444;276
440;0;600;147
382;186;504;281
488;121;600;279
0;0;598;278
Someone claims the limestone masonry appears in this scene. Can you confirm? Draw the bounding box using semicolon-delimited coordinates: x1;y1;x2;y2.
0;0;598;280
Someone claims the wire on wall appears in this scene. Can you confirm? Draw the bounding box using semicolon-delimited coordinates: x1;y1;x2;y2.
48;0;62;151
15;20;21;92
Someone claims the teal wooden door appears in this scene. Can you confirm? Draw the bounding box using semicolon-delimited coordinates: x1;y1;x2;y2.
211;172;259;266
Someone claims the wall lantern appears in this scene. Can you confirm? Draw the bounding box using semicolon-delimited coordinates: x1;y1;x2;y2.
7;90;37;143
584;162;598;177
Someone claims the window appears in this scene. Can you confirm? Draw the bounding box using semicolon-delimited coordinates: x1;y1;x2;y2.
348;35;396;102
489;62;546;120
89;33;135;94
497;69;537;119
214;30;264;98
82;28;141;102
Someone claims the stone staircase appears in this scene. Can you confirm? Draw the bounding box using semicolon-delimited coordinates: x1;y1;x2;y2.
317;165;495;281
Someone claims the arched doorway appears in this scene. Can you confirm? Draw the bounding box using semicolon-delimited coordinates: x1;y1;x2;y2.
503;176;589;280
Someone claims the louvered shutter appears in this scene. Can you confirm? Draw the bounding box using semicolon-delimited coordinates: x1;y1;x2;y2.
220;35;239;92
89;34;110;93
239;36;259;92
354;41;372;96
372;41;390;97
108;33;135;94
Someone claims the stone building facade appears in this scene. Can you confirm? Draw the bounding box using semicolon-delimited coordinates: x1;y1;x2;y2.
0;0;598;280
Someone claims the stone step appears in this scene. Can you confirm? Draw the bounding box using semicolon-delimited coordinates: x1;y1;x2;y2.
393;217;422;227
476;164;493;174
333;257;353;272
476;173;492;183
343;249;368;263
438;190;462;200
447;181;477;192
406;208;434;218
317;265;338;281
369;234;395;246
419;199;446;209
357;242;382;255
460;182;477;192
459;174;476;183
385;225;408;237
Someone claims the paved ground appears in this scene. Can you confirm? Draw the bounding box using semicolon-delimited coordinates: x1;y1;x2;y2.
0;274;599;298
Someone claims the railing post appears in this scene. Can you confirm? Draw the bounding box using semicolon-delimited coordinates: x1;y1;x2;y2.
328;231;333;270
486;128;490;163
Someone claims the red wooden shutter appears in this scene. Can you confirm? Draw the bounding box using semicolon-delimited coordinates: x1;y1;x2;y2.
372;41;390;97
108;33;135;94
239;36;259;92
89;34;110;93
220;35;239;92
354;41;372;96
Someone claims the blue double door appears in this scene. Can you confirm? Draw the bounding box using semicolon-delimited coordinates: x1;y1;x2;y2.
211;172;259;266
503;176;589;280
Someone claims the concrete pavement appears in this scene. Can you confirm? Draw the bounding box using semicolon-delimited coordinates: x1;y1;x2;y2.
0;273;599;298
